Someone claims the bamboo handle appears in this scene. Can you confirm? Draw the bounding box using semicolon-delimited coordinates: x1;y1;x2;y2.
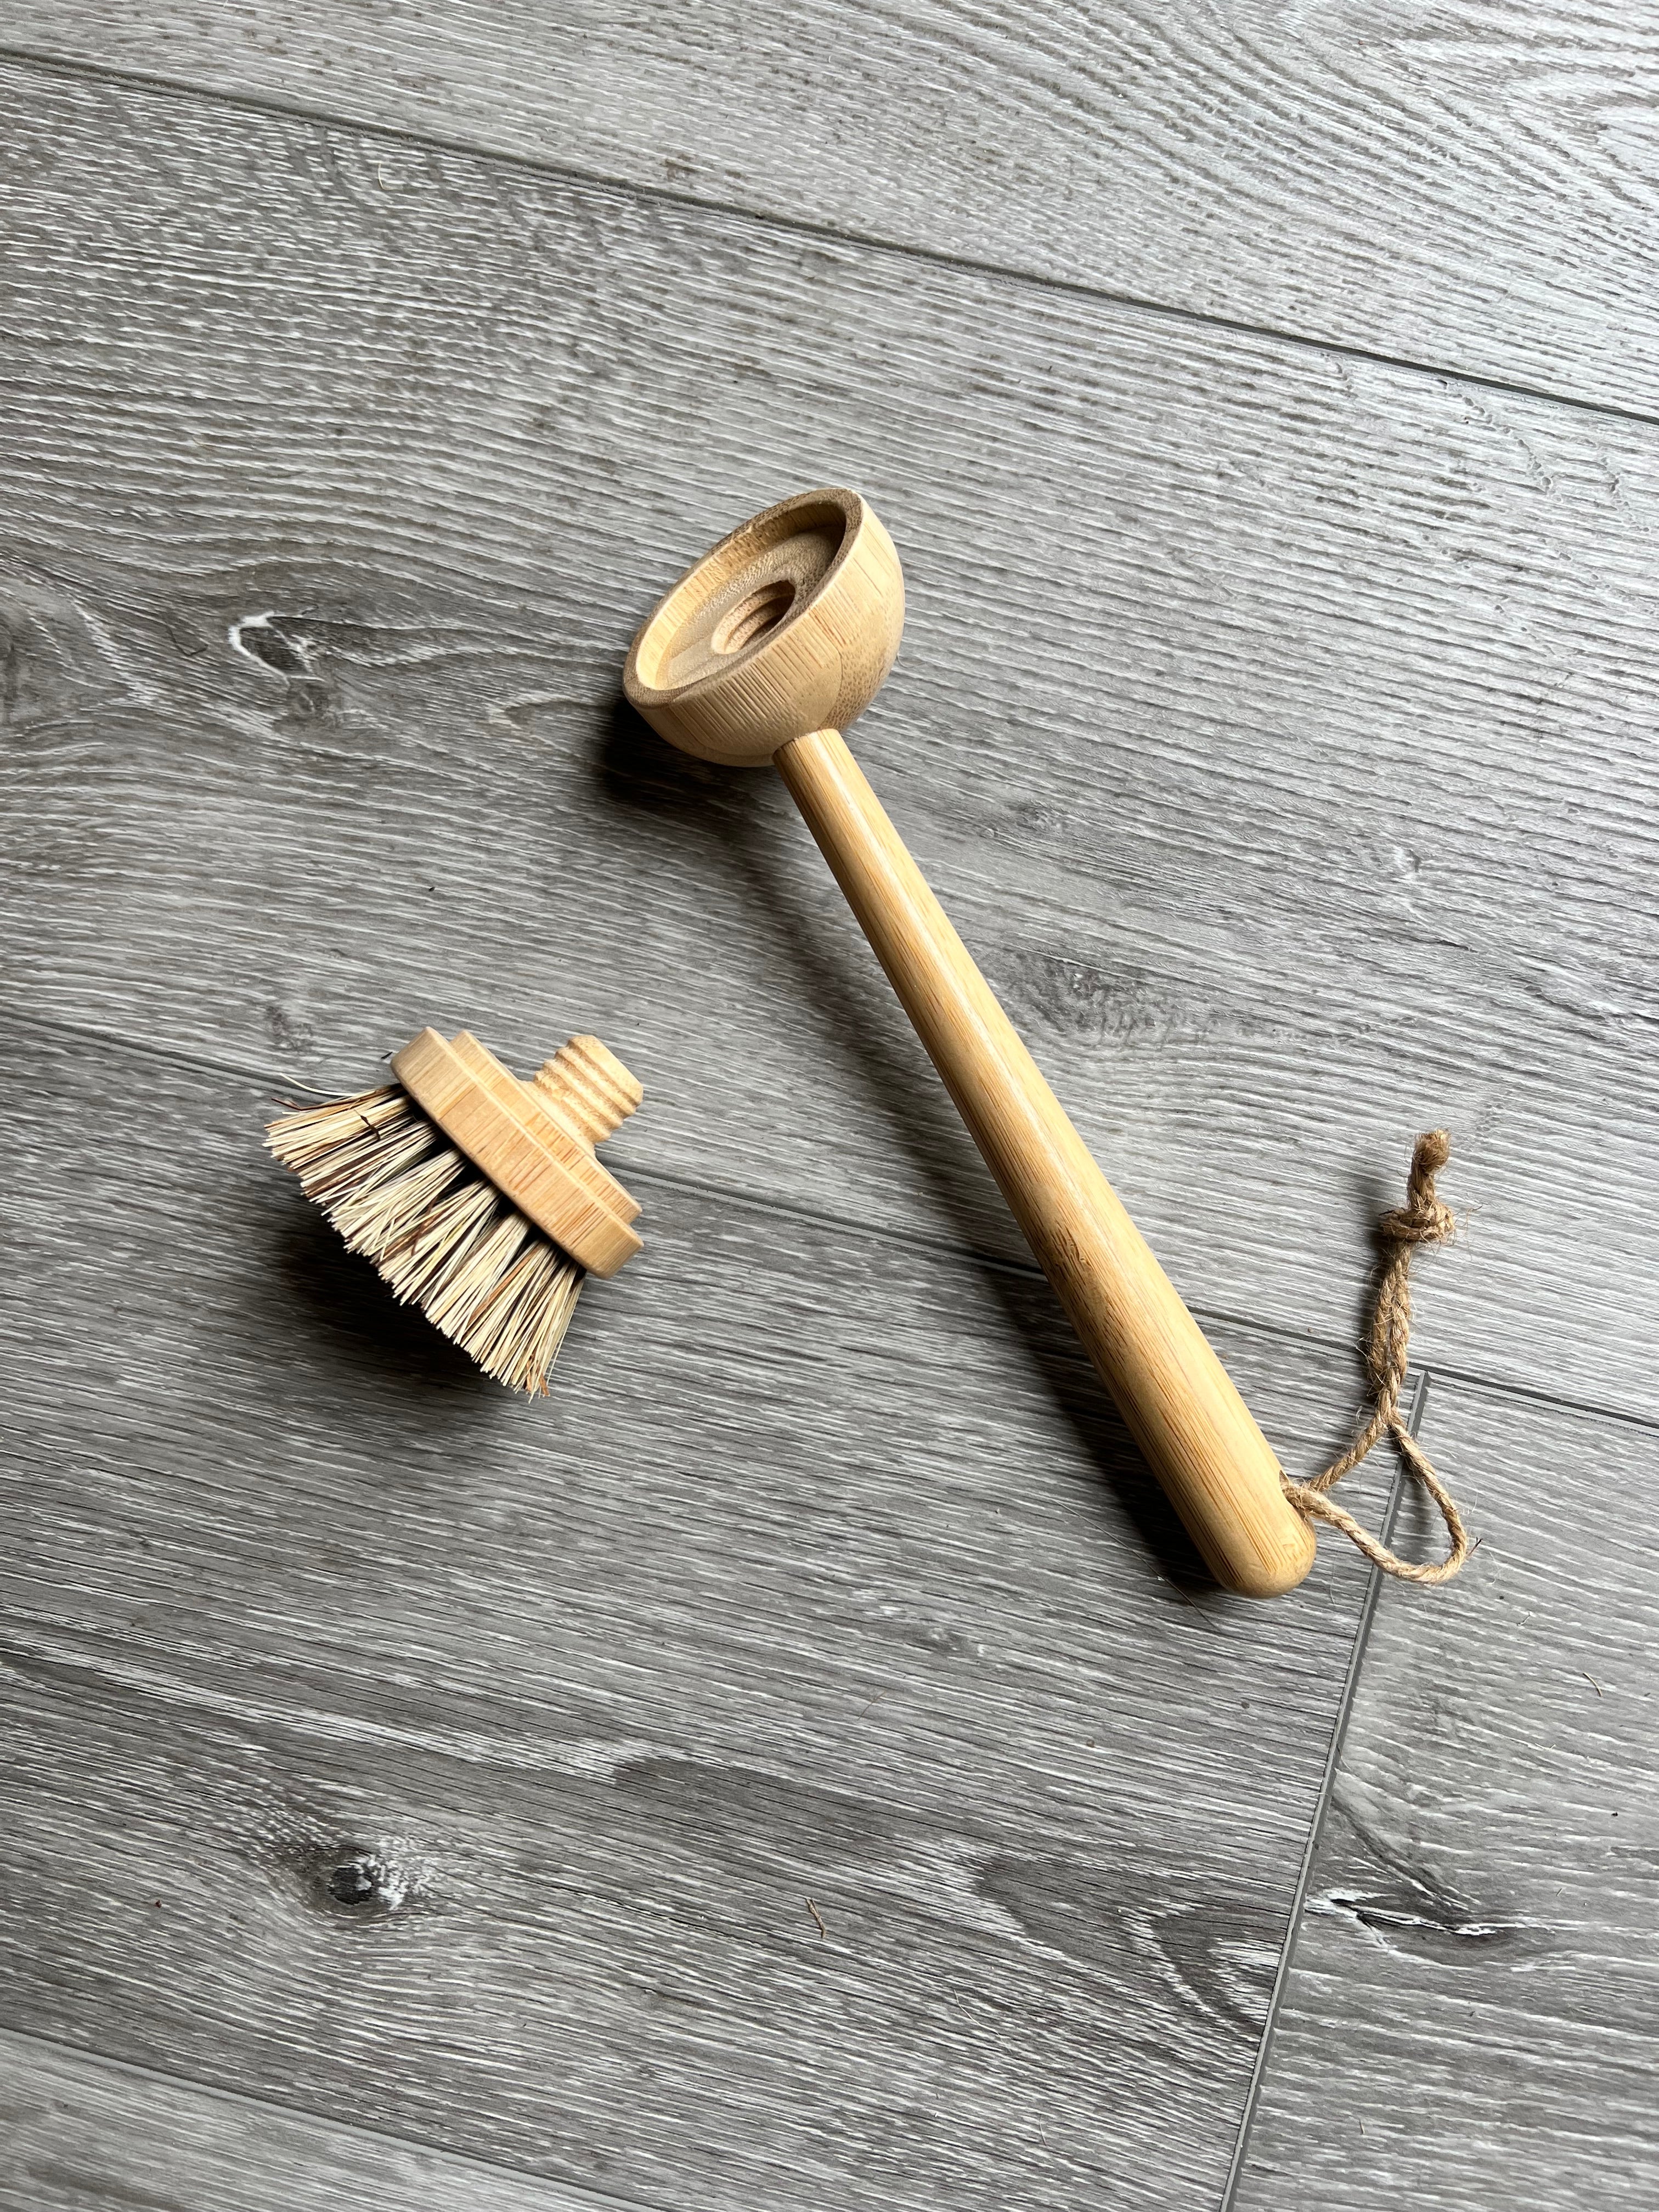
775;728;1316;1599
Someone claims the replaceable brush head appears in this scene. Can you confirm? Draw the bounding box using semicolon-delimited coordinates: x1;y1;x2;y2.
268;1031;642;1393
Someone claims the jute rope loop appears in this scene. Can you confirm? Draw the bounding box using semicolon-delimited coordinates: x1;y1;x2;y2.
1280;1130;1473;1585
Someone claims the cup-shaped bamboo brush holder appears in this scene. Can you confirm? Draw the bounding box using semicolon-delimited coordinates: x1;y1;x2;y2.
625;487;1317;1599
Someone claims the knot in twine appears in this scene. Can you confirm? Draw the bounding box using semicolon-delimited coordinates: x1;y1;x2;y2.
1280;1130;1472;1585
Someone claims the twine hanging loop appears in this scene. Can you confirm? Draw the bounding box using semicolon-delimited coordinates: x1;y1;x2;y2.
1281;1130;1473;1585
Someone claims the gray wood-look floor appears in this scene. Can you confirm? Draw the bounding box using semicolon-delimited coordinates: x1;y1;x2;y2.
1;13;1652;2208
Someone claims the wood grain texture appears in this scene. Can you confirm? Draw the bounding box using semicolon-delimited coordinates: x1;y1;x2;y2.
4;4;1657;414
2;60;1655;1423
0;1021;1400;2209
0;2033;606;2212
1234;1381;1659;2208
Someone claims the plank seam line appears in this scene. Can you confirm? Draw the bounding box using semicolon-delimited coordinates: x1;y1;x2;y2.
8;998;1655;1439
1216;1449;1409;2212
0;42;1653;435
0;2022;682;2212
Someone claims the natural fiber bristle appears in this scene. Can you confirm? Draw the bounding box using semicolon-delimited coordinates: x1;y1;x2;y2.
267;1086;585;1394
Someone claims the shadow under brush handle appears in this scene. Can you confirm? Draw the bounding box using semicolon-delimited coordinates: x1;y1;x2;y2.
774;726;1316;1600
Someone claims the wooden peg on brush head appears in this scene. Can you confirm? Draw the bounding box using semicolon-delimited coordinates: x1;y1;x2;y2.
624;487;1317;1598
268;1029;642;1393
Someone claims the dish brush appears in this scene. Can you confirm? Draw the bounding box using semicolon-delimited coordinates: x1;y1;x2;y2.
268;1028;642;1392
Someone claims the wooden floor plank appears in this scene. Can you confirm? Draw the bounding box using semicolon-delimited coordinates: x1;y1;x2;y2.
3;61;1656;1424
0;1022;1399;2210
0;2032;613;2212
5;5;1656;413
1234;1380;1659;2209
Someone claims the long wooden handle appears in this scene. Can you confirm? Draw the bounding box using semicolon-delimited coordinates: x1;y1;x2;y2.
775;728;1317;1599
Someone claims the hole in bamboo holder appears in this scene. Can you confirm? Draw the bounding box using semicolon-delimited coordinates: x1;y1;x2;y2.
712;578;797;656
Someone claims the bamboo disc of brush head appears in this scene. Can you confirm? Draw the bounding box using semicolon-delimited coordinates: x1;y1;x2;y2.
623;489;1318;1599
392;1029;643;1277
